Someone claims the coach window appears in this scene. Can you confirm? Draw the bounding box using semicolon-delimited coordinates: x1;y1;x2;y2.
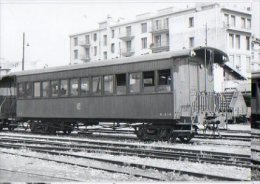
51;80;59;97
18;83;24;98
92;76;102;95
116;74;126;95
42;81;50;97
60;80;68;97
143;71;155;92
25;82;33;98
70;78;79;96
33;82;41;98
104;75;114;95
80;78;89;95
129;73;141;93
157;69;171;92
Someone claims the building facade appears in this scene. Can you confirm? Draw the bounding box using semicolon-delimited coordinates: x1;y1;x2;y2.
251;37;260;72
69;2;253;92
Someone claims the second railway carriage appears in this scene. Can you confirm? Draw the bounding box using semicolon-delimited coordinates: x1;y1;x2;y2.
252;71;260;128
1;47;228;142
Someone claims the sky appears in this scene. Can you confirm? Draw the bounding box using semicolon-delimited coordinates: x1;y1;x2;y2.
0;0;258;72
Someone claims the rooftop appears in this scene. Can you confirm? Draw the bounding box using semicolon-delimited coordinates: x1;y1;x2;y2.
6;47;227;77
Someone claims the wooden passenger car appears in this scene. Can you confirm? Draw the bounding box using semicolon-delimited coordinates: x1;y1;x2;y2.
252;71;260;128
0;76;16;130
2;47;227;141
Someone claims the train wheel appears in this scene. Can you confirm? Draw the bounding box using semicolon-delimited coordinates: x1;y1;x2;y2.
179;133;194;143
63;130;72;135
158;128;171;141
136;126;146;140
8;126;14;131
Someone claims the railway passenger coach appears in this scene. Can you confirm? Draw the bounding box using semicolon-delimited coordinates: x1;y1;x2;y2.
0;47;228;142
252;71;260;128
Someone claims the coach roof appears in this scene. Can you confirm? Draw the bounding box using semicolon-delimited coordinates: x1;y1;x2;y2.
8;47;227;77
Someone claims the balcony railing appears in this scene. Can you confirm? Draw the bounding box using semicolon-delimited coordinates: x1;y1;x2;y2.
80;55;91;62
151;24;169;33
150;41;170;53
79;40;91;48
121;49;135;57
223;22;251;33
119;31;135;41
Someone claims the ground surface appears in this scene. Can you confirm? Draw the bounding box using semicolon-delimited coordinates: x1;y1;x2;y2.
0;123;254;182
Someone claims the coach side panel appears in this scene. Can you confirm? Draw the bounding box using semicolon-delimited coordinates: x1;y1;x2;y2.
16;58;175;122
16;94;173;121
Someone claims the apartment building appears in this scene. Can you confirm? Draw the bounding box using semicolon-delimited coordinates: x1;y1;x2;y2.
251;38;260;72
69;2;252;92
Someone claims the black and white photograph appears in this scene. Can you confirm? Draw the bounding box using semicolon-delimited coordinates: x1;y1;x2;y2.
0;0;259;182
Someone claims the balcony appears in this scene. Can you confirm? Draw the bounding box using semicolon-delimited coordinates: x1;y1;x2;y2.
223;22;251;34
150;41;169;53
151;24;169;34
79;40;91;48
119;31;135;42
80;55;91;62
121;49;135;57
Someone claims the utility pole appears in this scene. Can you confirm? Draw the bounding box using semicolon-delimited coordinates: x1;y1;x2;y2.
204;23;208;92
22;32;25;71
22;32;29;71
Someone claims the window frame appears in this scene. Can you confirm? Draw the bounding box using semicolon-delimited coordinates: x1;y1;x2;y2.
91;76;102;96
80;77;90;96
42;80;50;98
93;33;97;41
111;43;115;53
235;35;240;49
50;80;59;98
25;82;33;98
115;73;127;95
74;49;78;59
17;82;25;99
103;75;114;95
129;72;142;94
141;22;147;33
156;69;172;92
69;78;79;97
59;79;69;97
33;81;41;98
103;35;107;46
141;37;147;49
231;15;236;27
189;37;194;48
74;37;78;46
111;29;115;38
142;71;155;93
189;17;194;28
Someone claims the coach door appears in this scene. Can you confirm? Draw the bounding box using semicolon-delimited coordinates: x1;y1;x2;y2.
252;80;260;115
173;58;200;118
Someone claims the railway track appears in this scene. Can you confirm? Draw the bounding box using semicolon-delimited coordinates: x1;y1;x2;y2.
0;134;252;174
0;168;82;182
0;138;252;169
0;149;162;181
1;127;254;143
0;145;248;181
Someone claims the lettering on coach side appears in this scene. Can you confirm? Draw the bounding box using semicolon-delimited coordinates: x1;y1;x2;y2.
76;102;81;111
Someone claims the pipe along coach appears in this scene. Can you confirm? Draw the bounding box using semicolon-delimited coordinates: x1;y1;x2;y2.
0;47;228;142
